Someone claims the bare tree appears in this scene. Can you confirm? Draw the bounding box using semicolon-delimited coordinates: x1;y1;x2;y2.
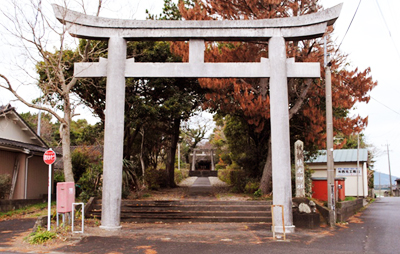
0;0;103;182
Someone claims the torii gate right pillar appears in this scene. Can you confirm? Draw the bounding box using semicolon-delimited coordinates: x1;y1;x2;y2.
269;36;294;233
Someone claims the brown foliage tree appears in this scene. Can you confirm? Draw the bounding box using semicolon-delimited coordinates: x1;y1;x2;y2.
174;0;377;194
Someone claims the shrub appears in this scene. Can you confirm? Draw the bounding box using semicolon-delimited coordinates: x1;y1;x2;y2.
174;168;188;184
27;227;56;244
77;164;103;202
244;179;260;194
53;169;65;183
0;174;11;199
229;168;247;193
144;167;168;190
71;146;103;201
253;189;262;198
218;167;231;185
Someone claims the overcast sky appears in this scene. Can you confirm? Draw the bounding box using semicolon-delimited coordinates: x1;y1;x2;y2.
1;0;400;179
321;0;400;179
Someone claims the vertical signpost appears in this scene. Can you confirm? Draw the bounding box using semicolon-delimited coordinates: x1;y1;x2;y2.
43;149;56;231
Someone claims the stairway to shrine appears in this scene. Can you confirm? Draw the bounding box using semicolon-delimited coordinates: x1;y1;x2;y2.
87;199;272;223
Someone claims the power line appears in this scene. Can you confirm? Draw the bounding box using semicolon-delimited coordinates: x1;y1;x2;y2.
335;0;362;53
371;96;400;116
374;0;400;60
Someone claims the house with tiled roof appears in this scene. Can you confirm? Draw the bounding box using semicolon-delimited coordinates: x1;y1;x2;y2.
307;149;369;198
0;104;53;200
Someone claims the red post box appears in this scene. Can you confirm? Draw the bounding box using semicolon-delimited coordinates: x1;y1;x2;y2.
57;182;75;213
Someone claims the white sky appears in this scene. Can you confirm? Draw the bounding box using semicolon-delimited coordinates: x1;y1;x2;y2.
321;0;400;179
1;0;400;179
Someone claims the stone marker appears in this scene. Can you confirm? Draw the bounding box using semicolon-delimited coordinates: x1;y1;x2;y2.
295;140;305;198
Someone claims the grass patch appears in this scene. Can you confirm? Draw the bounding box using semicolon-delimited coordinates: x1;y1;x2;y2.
344;196;356;201
0;202;55;220
26;227;57;244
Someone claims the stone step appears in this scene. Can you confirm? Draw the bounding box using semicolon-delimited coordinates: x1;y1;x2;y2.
120;217;272;223
94;200;272;206
115;206;271;212
89;199;273;223
92;210;270;217
189;171;218;177
90;212;271;223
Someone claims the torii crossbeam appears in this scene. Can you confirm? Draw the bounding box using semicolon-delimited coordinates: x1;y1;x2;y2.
53;4;342;233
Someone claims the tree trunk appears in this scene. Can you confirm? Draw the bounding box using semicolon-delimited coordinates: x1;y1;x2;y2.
260;134;272;194
140;127;146;177
166;118;181;188
61;102;74;183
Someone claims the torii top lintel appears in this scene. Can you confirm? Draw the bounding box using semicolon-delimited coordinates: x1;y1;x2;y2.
52;4;342;41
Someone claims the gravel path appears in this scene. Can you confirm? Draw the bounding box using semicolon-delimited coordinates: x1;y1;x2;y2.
208;177;229;187
178;176;229;187
178;177;198;187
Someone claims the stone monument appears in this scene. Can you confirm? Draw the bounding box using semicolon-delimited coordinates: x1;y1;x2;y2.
295;140;305;198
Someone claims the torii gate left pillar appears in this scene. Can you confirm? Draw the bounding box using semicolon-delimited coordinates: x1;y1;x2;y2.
100;37;126;230
53;4;342;232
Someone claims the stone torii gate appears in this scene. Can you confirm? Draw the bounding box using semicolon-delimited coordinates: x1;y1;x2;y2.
53;4;342;232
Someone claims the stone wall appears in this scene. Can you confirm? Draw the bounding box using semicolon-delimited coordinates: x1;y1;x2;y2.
336;198;364;222
316;198;364;223
0;199;45;212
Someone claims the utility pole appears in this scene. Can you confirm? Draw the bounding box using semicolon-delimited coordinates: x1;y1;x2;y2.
325;37;336;226
386;143;393;196
379;168;381;197
357;133;359;198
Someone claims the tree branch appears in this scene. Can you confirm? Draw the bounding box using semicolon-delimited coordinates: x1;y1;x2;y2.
289;79;313;120
0;74;65;124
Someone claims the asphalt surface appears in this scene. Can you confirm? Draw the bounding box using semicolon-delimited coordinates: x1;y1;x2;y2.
0;218;36;248
1;197;399;253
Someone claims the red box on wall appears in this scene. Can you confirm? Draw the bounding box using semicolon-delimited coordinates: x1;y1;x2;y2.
57;182;75;213
312;177;345;202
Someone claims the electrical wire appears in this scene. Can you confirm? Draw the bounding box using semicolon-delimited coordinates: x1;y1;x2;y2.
335;0;362;54
371;96;400;117
374;0;400;61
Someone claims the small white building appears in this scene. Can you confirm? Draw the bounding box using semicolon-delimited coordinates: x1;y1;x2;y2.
307;149;369;197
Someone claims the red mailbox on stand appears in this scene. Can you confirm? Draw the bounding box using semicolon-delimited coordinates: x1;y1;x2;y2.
57;182;75;213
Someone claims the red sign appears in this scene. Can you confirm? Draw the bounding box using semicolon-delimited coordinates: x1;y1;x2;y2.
43;149;56;165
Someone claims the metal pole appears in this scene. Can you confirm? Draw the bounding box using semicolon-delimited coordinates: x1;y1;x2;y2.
325;37;336;227
379;168;381;197
357;133;359;198
387;144;393;196
47;163;52;231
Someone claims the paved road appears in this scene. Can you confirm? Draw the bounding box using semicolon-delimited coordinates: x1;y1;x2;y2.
0;218;36;248
2;197;399;253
